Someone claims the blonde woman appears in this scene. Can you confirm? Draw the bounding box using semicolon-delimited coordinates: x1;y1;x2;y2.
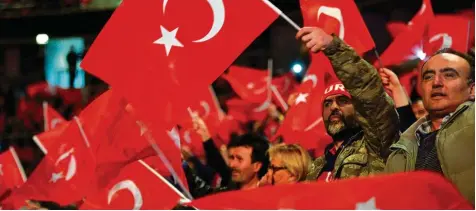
259;144;312;186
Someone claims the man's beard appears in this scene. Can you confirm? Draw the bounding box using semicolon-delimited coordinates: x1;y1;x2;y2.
324;111;359;138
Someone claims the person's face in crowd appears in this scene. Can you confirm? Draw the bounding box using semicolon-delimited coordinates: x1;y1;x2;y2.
411;99;428;119
421;53;474;117
266;157;296;185
228;146;261;184
322;94;358;136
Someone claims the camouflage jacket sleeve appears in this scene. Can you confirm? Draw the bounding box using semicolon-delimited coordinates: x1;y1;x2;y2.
322;35;400;159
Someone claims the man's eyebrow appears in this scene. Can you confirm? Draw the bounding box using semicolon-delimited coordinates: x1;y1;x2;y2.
422;69;435;76
440;67;460;76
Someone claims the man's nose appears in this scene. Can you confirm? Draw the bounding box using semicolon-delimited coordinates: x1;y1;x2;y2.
432;74;444;88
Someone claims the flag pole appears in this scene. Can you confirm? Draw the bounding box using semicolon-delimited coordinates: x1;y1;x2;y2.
138;160;190;202
466;20;471;51
373;48;384;69
42;101;49;131
271;85;288;111
262;0;301;31
142;130;194;200
208;86;226;120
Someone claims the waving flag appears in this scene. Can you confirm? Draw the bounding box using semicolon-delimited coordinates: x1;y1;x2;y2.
42;102;66;131
0;148;27;197
80;160;185;210
300;0;375;55
81;0;279;129
3;117;95;208
189;172;472;210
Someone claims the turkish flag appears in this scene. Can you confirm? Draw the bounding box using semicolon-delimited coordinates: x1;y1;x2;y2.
271;72;298;103
274;53;330;151
377;0;434;67
0;148;27;197
189;171;472;209
407;0;434;28
300;0;375;55
81;0;279;129
80;160;184;210
2;117;96;208
177;86;223;140
34;122;70;154
424;15;471;55
222;66;270;104
386;22;408;38
42;101;66;131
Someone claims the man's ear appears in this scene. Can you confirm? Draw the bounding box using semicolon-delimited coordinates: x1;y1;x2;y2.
252;162;262;173
469;83;475;101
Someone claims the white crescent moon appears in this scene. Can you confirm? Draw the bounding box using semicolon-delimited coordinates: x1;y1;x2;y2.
55;148;74;165
429;33;453;50
317;6;345;39
304;117;323;132
200;101;211;118
65;155;76;181
193;0;225;43
302;74;317;88
51;118;63;129
108;180;143;210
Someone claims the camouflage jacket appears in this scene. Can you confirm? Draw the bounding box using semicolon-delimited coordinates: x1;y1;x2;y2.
307;36;400;180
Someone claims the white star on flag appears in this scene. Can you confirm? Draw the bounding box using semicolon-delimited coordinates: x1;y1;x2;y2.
50;172;64;183
295;93;309;105
355;197;378;210
153;26;184;56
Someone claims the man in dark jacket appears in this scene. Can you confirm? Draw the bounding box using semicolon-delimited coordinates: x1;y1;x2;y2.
188;115;269;198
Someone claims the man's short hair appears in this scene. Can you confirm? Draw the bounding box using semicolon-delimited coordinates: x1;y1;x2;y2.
425;48;475;84
227;133;270;178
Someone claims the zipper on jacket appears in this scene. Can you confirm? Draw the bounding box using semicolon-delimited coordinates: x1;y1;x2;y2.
435;104;470;177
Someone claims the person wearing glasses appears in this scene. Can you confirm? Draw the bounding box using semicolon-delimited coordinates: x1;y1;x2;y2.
258;144;311;186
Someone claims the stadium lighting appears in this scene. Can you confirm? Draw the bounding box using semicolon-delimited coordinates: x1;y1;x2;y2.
36;34;49;45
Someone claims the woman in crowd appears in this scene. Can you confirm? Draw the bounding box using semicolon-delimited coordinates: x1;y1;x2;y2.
259;143;311;186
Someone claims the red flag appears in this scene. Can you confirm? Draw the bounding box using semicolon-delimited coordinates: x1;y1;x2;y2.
386;22;408;38
300;0;375;55
80;160;185;210
42;101;66;131
424;15;471;55
377;0;434;67
222;66;270;103
407;0;434;28
0;148;27;196
189;172;472;210
271;72;298;102
33;122;70;155
274;53;330;151
26;82;56;98
81;0;279;128
3;117;96;208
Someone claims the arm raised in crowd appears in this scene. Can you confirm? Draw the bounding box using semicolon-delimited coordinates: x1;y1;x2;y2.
192;114;231;186
379;67;417;132
296;27;400;158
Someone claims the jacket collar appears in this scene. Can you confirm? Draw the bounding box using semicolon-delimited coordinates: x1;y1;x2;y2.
392;101;473;149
